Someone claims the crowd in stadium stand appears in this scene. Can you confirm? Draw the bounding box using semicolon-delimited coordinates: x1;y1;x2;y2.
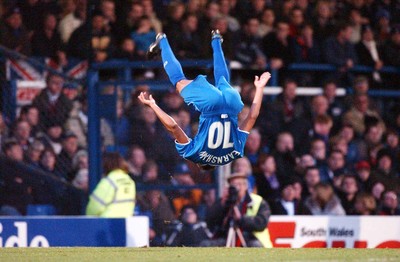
0;0;400;246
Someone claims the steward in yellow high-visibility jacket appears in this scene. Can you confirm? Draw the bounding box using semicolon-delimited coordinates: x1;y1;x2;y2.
86;152;136;218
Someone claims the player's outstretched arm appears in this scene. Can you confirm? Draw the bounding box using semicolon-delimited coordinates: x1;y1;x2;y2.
239;72;271;132
138;92;190;144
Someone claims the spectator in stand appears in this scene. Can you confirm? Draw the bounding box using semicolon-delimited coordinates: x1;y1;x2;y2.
381;24;400;87
219;0;240;33
67;11;115;62
99;0;117;36
160;91;185;114
354;160;375;192
65;95;114;148
270;177;311;215
36;121;63;155
24;139;45;168
169;13;203;59
10;120;32;151
2;139;24;162
310;138;327;168
136;189;176;246
130;16;157;58
18;105;40;137
166;205;212;247
162;1;185;39
311;0;336;45
262;20;295;72
289;7;305;38
169;162;202;216
232;156;256;193
384;129;400;172
348;9;365;44
356;121;385;164
301;112;333;155
319;150;347;183
323;22;358;86
302;166;321;199
355;25;384;84
71;149;88;181
233;16;266;69
114;2;143;42
272;132;297;179
58;0;86;44
114;100;131;146
0;6;31;55
32;74;73;132
31;12;67;67
258;8;275;38
323;80;345;130
113;38;143;60
142;0;162;34
55;131;79;182
0;113;9;148
372;149;400;193
343;94;384;137
254;154;281;204
304;182;346;215
71;168;88;193
206;16;237;60
338;124;360;163
338;174;359;215
374;9;391;45
353;192;376;215
244;128;263;167
294;153;316;178
378;191;400;215
125;145;147;181
371;180;386;204
140;160;162;185
39;147;63;179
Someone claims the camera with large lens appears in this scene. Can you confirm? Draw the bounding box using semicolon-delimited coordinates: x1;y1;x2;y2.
226;186;239;207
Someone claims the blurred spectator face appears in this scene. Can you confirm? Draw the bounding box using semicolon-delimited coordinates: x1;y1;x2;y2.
371;182;385;200
323;82;337;101
261;8;275;26
354;95;369;113
169;2;185;21
142;0;155;15
15;121;31;141
27;141;45;162
44;13;57;31
164;92;184;111
25;107;39;127
146;190;161;208
305;168;320;186
332;138;348;156
203;189;216;206
129;147;146;167
299;154;315;168
101;0;115;21
282;185;295;201
229;177;248;200
232;157;252;175
92;15;105;31
365;125;383;145
143;165;158;182
6;12;22;29
312;95;329;116
63;136;78;155
392;31;400;45
129;3;144;22
213;17;228;33
206;2;219;19
276;133;294;153
252;0;266;11
121;38;135;53
261;155;276;174
377;155;392;172
317;1;331;19
47;75;64;95
340;26;353;41
186;0;201;14
353;78;369;94
40;149;56;170
277;22;290;41
386;132;399;148
219;0;230;15
310;139;326;160
72;168;89;192
339;125;354;143
75;154;88;170
246;18;260;36
383;191;398;210
183;15;198;33
141;106;157;124
362;27;374;42
5;144;24;161
293;182;302;200
245;129;261;154
290;8;304;26
283;81;297;101
328;151;344;170
356;167;370;182
47;125;63;140
182;207;197;224
178;109;191;128
342;176;358;195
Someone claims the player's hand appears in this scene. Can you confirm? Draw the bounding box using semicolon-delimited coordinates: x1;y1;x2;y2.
138;92;156;106
254;72;271;89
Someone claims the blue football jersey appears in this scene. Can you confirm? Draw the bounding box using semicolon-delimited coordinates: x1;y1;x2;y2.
176;75;249;166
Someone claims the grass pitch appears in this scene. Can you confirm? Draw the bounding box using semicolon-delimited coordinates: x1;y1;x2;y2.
0;247;399;262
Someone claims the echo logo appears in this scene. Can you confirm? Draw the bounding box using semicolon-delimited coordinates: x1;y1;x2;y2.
0;222;50;247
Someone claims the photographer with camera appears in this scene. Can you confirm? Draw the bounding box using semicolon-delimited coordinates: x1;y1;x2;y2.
202;172;273;247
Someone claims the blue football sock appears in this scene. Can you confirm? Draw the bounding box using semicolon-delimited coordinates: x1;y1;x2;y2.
212;38;230;83
160;37;186;86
